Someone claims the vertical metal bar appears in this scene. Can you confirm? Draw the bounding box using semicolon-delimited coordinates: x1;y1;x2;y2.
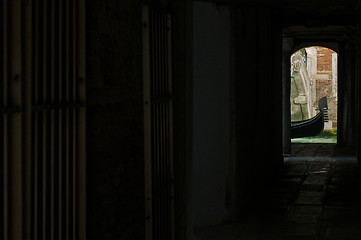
153;12;158;238
150;10;156;240
32;1;40;238
165;11;171;236
160;10;164;98
0;0;4;237
9;0;23;238
72;0;78;238
49;1;56;239
65;0;71;238
42;1;49;238
38;2;45;239
36;1;44;237
165;13;170;237
163;11;168;238
46;2;53;236
0;0;3;235
2;0;9;238
164;12;169;239
42;111;47;240
58;0;65;237
34;111;40;240
3;117;8;240
52;9;60;239
23;0;34;238
20;0;27;237
158;9;163;197
158;11;163;239
153;10;160;239
155;102;159;240
66;0;75;237
143;5;153;240
151;9;156;239
77;0;86;238
158;12;165;238
162;13;166;239
166;12;175;240
58;107;64;240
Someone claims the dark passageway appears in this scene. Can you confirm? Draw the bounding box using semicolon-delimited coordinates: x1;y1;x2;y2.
3;0;361;240
195;144;361;239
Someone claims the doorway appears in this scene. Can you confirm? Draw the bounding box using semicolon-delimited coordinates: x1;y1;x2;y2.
290;47;338;144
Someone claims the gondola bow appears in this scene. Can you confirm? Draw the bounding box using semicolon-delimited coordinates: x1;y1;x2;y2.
291;96;329;139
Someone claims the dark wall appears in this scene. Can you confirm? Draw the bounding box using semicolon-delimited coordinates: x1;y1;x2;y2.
192;2;231;228
235;6;283;210
170;1;194;239
86;1;145;239
338;42;357;150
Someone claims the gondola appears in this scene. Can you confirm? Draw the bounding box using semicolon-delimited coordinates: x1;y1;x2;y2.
291;96;329;139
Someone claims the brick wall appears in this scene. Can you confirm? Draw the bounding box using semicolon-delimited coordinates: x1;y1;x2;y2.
317;47;333;72
315;47;337;129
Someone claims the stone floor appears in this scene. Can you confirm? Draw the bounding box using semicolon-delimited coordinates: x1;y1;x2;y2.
194;144;361;240
291;143;355;157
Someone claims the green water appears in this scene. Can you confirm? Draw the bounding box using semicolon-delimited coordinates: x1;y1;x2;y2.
291;129;337;143
291;136;337;143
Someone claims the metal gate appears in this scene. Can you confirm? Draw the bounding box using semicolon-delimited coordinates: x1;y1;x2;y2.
1;0;86;239
142;5;175;240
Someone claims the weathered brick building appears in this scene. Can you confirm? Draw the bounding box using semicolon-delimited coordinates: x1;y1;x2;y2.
291;46;337;129
314;47;338;129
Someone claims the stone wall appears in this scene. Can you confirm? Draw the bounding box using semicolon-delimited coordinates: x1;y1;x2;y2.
290;50;312;121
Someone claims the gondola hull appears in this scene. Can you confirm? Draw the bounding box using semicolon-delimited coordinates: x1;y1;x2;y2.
290;96;328;139
291;111;324;138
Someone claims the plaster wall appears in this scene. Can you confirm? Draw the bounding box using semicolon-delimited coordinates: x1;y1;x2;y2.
192;1;231;229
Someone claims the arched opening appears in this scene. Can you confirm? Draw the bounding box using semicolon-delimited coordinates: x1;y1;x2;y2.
290;46;338;143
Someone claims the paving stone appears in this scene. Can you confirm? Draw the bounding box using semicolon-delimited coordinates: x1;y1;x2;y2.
271;184;300;194
294;191;325;205
279;177;304;186
291;205;323;216
268;193;295;205
284;157;310;164
323;227;342;236
194;222;240;240
322;226;361;240
196;153;361;240
236;217;284;240
261;205;291;217
301;184;326;191
288;215;320;224
324;192;359;205
309;164;331;171
278;234;318;240
284;165;309;176
279;223;318;239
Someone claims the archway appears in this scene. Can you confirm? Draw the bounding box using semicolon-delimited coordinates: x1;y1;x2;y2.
290;46;338;143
